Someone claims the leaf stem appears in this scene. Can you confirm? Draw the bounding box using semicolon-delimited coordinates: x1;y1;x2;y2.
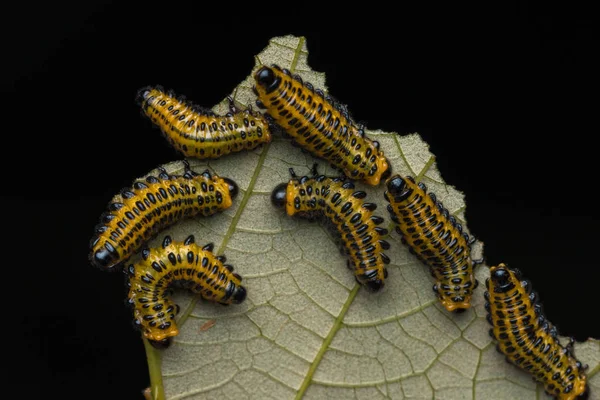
142;142;272;399
174;293;203;328
143;337;165;400
290;36;305;73
415;155;436;183
295;284;361;399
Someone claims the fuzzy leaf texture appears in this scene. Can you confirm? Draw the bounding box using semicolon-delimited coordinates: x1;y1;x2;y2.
134;36;600;400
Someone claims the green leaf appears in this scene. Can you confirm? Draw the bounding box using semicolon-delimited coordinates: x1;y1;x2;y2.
135;35;600;400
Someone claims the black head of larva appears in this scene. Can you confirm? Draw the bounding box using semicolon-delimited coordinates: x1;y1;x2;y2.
232;286;247;304
149;338;172;349
365;279;384;292
223;178;239;200
491;267;509;284
387;175;406;196
490;266;515;293
271;183;288;209
254;66;280;93
135;86;154;106
91;242;120;270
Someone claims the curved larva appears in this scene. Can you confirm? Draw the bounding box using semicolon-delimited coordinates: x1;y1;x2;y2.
271;168;390;291
485;264;588;400
137;86;272;159
125;234;247;348
253;65;391;186
384;175;480;312
89;161;238;271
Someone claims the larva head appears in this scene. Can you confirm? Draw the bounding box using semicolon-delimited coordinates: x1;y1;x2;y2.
254;65;282;95
385;175;413;202
136;86;155;106
359;267;389;292
136;87;167;120
231;285;247;304
222;177;238;200
366;279;384;291
270;181;298;216
219;271;247;305
488;263;518;293
90;240;121;270
271;182;288;209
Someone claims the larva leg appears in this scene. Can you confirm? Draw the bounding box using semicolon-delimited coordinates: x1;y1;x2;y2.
347;259;354;270
566;337;575;355
226;95;238;114
310;163;319;177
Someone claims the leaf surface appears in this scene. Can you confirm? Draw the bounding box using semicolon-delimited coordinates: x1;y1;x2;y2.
135;35;599;400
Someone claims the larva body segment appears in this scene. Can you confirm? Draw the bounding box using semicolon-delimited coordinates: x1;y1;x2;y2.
137;86;272;159
253;65;390;186
384;175;479;312
485;264;588;400
89;162;238;271
126;235;246;348
271;168;390;291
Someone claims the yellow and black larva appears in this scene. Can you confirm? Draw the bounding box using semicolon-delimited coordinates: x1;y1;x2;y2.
384;175;481;312
271;166;390;291
485;264;588;400
89;161;238;271
253;64;391;186
125;234;246;348
137;86;272;159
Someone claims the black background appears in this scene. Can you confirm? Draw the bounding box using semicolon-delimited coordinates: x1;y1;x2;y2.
3;3;597;399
